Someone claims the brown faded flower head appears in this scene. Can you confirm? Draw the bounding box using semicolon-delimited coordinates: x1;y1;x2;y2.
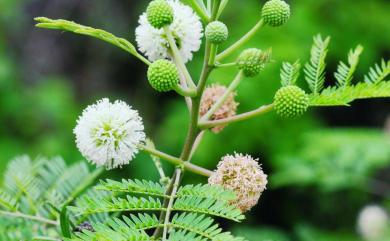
208;153;268;212
200;84;238;133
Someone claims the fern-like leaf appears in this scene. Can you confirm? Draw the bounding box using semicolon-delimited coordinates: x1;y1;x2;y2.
0;189;18;211
280;60;301;86
70;195;164;216
71;219;151;241
96;179;168;198
0;156;102;240
171;212;246;240
334;45;363;87
310;80;390;106
173;196;245;222
304;35;331;94
176;184;236;202
364;59;390;84
70;214;161;241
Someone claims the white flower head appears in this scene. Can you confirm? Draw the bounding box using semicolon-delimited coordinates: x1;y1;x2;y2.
74;98;145;169
357;205;389;240
135;0;203;63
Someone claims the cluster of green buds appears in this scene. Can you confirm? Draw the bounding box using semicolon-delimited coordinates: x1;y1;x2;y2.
144;0;307;120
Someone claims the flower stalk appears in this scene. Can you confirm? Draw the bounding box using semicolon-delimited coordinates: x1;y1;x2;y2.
164;26;196;89
217;18;265;61
199;103;275;129
201;71;244;121
138;144;213;177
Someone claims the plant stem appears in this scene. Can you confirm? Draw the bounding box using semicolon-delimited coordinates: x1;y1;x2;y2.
201;71;243;121
139;145;213;177
188;0;210;22
211;0;222;20
174;85;197;97
199;103;274;129
162;169;182;241
189;131;205;160
217;18;265;61
146;141;167;179
215;62;236;68
217;0;229;19
33;237;60;241
208;44;218;66
164;26;196;89
153;2;221;238
0;210;58;226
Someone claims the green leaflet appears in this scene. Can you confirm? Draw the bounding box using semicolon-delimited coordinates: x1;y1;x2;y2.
304;35;330;94
280;60;301;87
34;17;151;65
334;45;363;87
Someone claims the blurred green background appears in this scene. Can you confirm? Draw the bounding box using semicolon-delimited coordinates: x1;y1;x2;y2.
0;0;389;240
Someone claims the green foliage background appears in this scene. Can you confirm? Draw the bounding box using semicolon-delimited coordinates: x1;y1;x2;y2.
0;0;389;240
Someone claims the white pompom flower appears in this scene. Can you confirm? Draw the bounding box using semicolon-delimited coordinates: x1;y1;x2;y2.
357;205;389;241
135;0;203;63
74;98;146;169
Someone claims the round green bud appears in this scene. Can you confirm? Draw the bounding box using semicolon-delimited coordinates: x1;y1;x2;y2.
237;48;270;77
261;0;290;27
274;86;309;118
205;21;229;44
147;59;179;92
146;0;174;29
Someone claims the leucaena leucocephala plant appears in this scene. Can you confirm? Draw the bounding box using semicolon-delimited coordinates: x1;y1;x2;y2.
0;0;389;240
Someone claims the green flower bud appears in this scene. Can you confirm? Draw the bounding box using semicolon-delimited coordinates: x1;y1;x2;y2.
146;0;174;29
205;21;229;44
147;59;179;92
262;0;290;27
237;48;271;77
274;86;309;118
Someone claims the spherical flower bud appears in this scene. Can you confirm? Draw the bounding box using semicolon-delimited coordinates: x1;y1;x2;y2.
200;84;238;133
357;205;389;241
146;0;174;29
74;98;145;169
261;0;290;27
147;59;179;92
205;21;229;44
274;86;309;118
208;153;268;212
237;48;271;77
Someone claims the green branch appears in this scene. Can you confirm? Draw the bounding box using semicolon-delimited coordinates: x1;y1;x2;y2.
199;104;274;129
201;71;244;121
138;145;213;177
187;0;210;23
217;18;264;61
164;26;196;89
